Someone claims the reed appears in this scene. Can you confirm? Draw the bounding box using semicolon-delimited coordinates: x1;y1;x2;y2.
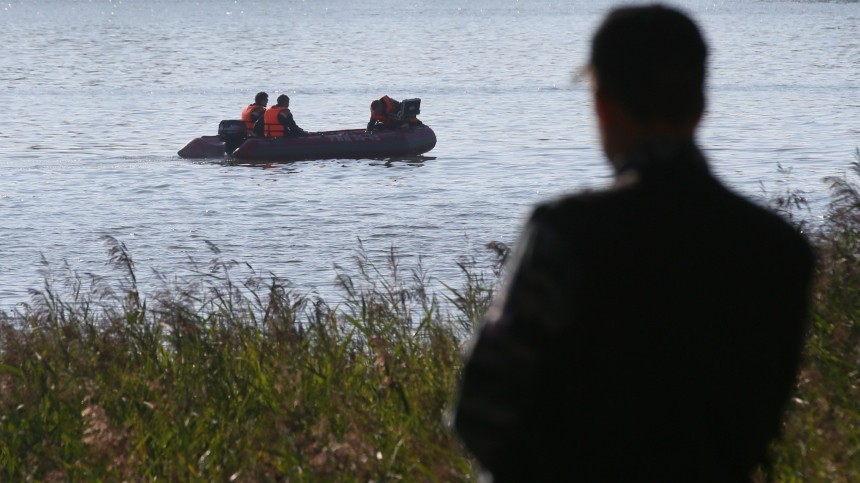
2;153;859;481
0;238;503;481
765;150;860;482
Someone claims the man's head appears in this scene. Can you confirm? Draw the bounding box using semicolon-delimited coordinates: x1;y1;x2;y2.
590;5;707;126
255;91;269;106
588;5;707;163
277;94;290;107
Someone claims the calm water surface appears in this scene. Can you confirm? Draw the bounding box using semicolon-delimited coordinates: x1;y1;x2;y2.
0;0;857;308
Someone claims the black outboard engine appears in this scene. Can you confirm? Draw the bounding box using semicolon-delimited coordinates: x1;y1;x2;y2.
218;120;247;155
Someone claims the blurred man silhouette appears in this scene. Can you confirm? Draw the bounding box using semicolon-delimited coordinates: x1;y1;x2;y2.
454;4;814;482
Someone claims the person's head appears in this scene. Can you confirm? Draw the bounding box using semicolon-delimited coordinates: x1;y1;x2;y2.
588;5;707;161
255;91;269;106
370;100;382;113
276;94;290;107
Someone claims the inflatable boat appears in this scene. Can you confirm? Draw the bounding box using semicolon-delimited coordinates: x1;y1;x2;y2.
177;126;436;161
177;97;436;162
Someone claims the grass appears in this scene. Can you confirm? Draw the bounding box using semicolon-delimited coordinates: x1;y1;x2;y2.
0;239;501;481
765;150;860;482
2;152;860;481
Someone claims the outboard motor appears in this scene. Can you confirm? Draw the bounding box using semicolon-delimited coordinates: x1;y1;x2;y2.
218;120;247;155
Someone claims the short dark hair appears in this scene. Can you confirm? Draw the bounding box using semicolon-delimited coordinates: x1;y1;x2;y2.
254;91;268;104
590;5;707;125
277;94;290;106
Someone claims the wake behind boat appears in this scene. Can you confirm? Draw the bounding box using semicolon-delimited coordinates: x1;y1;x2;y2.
177;97;436;162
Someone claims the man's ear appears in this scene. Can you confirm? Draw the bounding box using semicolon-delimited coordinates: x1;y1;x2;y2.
594;87;616;127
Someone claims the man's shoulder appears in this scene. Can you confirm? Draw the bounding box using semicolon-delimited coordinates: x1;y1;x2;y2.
531;175;812;260
726;192;815;264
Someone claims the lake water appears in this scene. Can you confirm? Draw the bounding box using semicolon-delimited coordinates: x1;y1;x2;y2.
0;0;857;309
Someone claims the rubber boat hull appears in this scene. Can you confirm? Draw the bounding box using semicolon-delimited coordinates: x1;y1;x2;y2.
177;125;436;162
177;135;226;159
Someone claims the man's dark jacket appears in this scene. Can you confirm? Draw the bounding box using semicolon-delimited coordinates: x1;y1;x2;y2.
454;140;815;482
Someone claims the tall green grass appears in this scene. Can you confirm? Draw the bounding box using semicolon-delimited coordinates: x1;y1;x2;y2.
2;153;860;481
0;239;502;481
766;151;860;482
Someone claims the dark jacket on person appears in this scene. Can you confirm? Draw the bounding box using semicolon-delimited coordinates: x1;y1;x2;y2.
453;139;815;482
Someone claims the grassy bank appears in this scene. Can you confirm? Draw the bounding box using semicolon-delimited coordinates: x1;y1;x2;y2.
2;156;860;481
0;238;505;481
767;154;860;482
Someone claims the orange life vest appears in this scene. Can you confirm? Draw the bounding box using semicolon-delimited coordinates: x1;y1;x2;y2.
370;96;399;127
264;106;291;137
381;96;397;115
241;104;266;134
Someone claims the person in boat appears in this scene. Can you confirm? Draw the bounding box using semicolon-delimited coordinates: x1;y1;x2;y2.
366;95;423;131
263;94;307;138
453;5;814;482
367;98;397;131
367;95;400;131
241;91;268;137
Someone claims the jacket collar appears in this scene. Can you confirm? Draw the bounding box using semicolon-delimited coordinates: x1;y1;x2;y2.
615;138;709;177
